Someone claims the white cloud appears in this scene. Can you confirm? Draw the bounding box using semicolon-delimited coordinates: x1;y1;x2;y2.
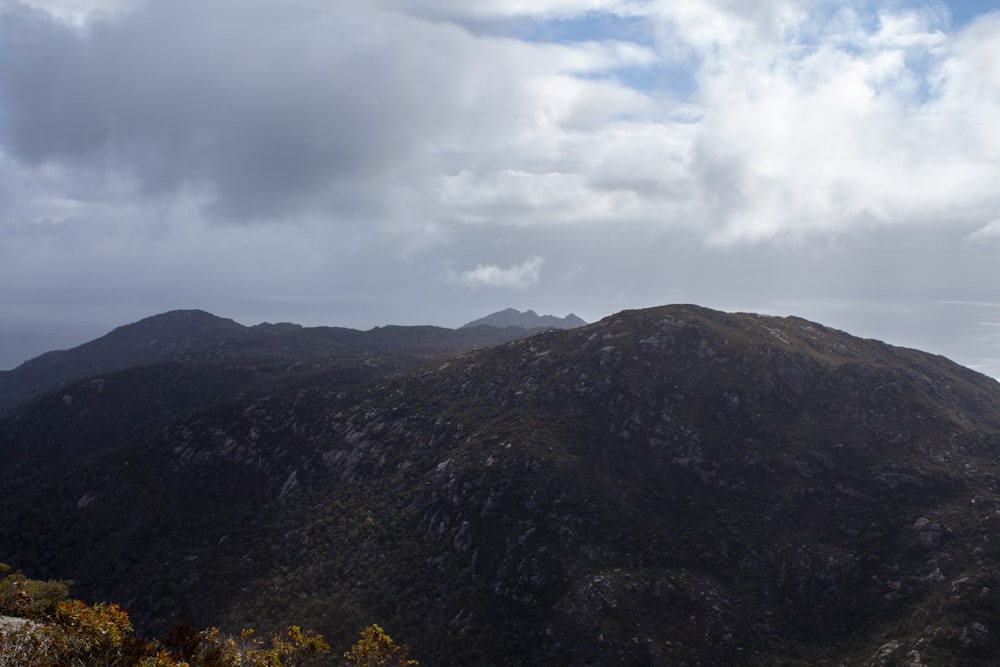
375;0;646;20
451;256;545;290
639;1;1000;243
19;0;131;23
966;220;1000;240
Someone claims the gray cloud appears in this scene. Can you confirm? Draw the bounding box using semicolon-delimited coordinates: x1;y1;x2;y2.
0;0;661;226
1;2;452;219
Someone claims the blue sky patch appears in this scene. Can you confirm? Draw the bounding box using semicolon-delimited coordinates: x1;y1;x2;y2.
945;0;1000;26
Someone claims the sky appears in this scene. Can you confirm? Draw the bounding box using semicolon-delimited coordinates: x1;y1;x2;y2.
1;0;999;379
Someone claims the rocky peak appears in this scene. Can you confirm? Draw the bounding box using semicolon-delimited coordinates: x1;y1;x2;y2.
461;307;586;330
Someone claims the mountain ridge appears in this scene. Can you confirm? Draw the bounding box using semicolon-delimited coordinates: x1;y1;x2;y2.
0;309;547;414
3;303;1000;664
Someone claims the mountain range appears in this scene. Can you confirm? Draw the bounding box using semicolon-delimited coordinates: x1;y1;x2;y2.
2;304;1000;665
0;308;575;415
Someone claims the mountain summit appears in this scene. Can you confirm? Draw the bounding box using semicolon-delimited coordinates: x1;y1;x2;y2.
461;307;586;329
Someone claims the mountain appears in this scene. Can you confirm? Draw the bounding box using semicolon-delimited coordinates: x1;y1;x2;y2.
3;304;1000;665
461;307;586;330
0;309;538;414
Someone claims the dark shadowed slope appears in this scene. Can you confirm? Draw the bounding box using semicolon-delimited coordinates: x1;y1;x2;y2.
0;309;537;413
3;304;1000;665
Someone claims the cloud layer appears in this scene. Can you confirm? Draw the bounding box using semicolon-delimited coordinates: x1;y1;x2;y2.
3;1;998;238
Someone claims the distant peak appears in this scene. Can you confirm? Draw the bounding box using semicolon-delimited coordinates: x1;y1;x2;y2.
461;308;587;330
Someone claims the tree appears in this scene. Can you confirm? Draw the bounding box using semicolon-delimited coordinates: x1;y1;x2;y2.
0;562;71;618
161;623;329;667
50;599;138;665
342;624;417;667
270;625;331;667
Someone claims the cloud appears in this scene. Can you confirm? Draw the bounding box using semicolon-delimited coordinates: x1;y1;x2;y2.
3;0;448;221
966;220;1000;241
19;0;130;23
451;256;545;290
4;0;998;245
374;0;642;20
625;1;999;243
0;0;664;229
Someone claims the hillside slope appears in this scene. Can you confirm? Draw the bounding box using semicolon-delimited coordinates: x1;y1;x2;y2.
3;304;1000;665
0;309;533;413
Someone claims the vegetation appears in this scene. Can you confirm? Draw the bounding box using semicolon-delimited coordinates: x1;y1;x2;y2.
0;562;71;618
1;563;419;667
342;624;417;667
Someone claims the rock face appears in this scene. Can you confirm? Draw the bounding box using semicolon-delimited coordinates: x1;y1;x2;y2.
0;615;29;629
3;304;1000;665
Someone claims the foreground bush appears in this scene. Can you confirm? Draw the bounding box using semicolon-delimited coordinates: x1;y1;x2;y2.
0;562;422;666
343;623;417;667
1;602;331;667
